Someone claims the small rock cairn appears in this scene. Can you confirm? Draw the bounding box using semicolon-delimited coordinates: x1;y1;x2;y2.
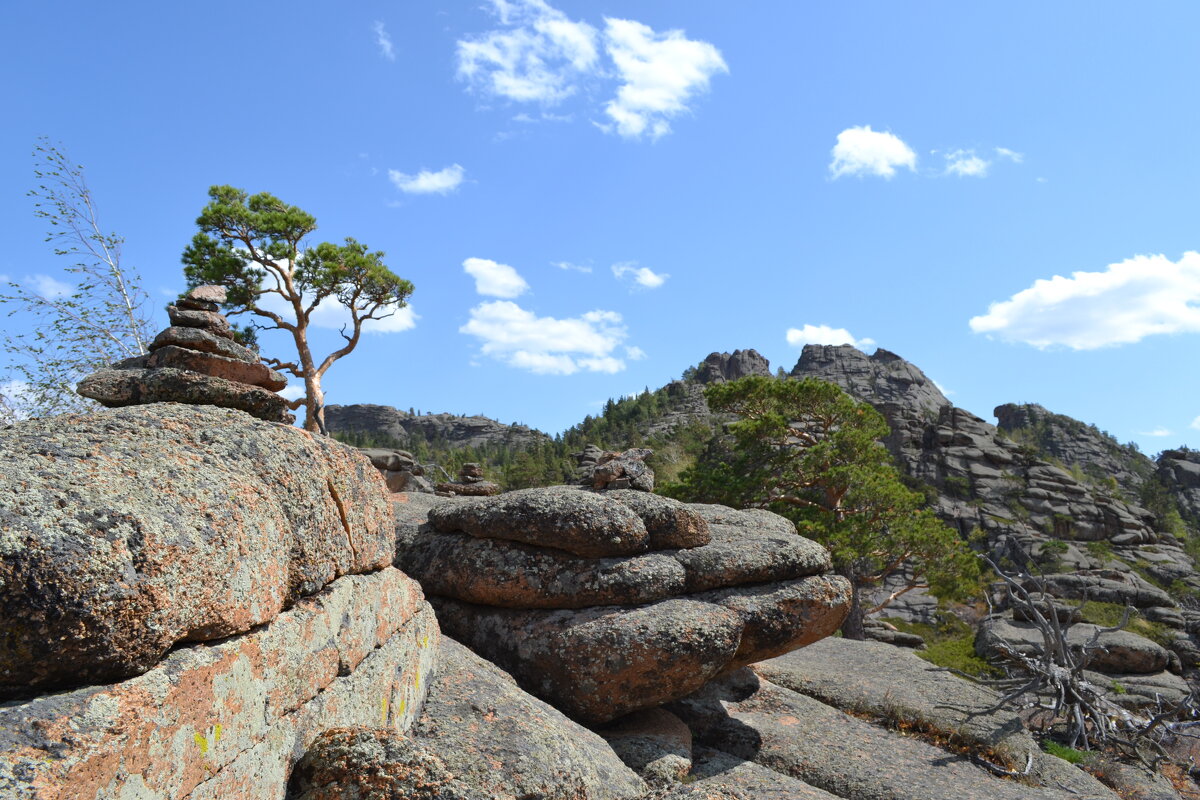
362;447;434;494
77;285;294;423
575;445;655;491
436;462;500;497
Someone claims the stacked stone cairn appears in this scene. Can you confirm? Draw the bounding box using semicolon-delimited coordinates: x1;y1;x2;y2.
361;447;434;493
76;284;294;423
436;461;500;496
396;482;852;724
575;444;655;491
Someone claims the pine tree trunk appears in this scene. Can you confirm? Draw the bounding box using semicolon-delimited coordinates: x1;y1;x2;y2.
838;566;866;640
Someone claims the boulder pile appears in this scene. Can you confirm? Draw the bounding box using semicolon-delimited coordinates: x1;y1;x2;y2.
575;445;656;491
395;487;851;723
362;446;434;493
77;284;294;423
436;461;500;496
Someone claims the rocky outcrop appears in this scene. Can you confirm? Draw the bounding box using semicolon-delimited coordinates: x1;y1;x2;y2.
0;403;393;696
995;402;1155;500
694;349;772;385
584;447;656;491
325;404;551;451
1158;448;1200;522
789;345;1186;600
77;284;294;423
0;567;439;799
398;489;850;724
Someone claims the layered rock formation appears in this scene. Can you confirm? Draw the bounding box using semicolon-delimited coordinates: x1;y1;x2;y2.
395;487;850;724
77;285;294;423
0;404;393;696
326;403;551;451
0;404;437;798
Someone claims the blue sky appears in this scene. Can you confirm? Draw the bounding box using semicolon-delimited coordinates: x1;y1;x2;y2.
3;2;1200;452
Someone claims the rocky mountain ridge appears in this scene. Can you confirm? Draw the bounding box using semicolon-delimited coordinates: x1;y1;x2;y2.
325;403;552;452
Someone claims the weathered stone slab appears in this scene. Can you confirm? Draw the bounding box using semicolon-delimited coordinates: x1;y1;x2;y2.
411;638;646;800
150;326;259;364
288;727;487;800
670;670;1116;800
0;404;392;696
432;596;744;724
403;530;687;608
696;576;850;669
428;487;650;557
77;367;294;423
166;305;233;338
603;490;711;549
146;345;286;390
670;515;832;593
0;568;438;800
598;708;692;788
659;747;840;799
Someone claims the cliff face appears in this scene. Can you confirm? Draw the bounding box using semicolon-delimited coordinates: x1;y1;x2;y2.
994;402;1156;501
326;403;551;451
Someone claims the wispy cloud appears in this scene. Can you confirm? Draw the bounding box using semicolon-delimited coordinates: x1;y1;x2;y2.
1139;427;1172;437
995;147;1024;163
944;149;990;177
612;262;668;289
457;0;599;105
970;251;1200;349
625;345;647;360
829;126;916;179
388;164;465;195
25;274;73;299
463;257;530;298
785;323;875;349
600;18;728;140
552;260;592;273
373;21;396;61
457;0;725;140
460;300;631;374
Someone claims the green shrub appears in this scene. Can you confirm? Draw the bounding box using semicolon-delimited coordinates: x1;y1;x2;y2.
1084;540;1113;561
1078;601;1175;647
882;614;1000;679
1042;739;1092;764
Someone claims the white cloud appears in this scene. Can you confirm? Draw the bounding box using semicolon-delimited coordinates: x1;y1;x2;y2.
612;262;668;289
600;18;728;140
373;21;396;61
785;324;876;349
932;380;955;397
463;257;530;298
829;126;916;179
970;251;1200;350
457;0;599;105
1140;427;1172;437
1191;417;1200;432
25;274;73;299
945;149;990;177
625;345;647;360
460;300;631;374
278;384;305;401
552;260;592;273
388;164;465;195
995;147;1024;163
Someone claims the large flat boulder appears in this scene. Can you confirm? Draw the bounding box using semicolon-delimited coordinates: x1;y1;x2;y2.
0;568;438;800
77;367;294;422
669;670;1117;800
0;404;393;696
432;574;849;724
427;487;650;557
404;531;687;608
410;638;646;800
